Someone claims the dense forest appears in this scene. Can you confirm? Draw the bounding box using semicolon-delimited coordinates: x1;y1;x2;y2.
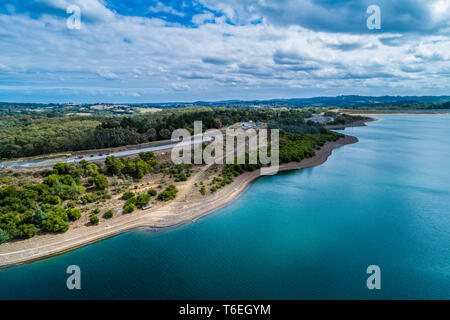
0;108;320;160
0;114;103;159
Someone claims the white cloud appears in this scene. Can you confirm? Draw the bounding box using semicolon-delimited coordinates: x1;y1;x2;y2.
148;2;186;17
96;70;119;80
171;83;191;91
430;0;450;22
36;0;115;21
0;0;449;102
192;12;215;25
0;64;12;72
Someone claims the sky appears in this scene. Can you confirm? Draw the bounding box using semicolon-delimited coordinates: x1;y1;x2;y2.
0;0;449;103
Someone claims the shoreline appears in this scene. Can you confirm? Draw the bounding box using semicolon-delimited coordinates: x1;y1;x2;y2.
324;117;378;129
346;112;450;115
0;135;358;269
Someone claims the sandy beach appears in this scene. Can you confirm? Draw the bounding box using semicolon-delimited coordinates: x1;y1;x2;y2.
0;134;358;268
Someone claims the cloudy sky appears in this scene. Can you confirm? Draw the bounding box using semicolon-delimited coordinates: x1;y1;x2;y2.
0;0;449;103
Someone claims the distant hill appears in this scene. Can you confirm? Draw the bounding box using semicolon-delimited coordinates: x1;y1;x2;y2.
142;95;450;109
1;95;450;114
189;95;450;109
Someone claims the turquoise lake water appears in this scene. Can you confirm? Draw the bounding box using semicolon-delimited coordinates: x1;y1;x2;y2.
1;115;449;299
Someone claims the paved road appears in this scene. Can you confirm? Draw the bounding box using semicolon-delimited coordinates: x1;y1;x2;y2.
0;136;212;170
0;123;263;170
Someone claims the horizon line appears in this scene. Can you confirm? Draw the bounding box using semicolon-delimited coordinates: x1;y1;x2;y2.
1;94;450;106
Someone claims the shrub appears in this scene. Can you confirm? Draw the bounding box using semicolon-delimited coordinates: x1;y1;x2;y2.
103;193;112;200
136;193;151;209
147;188;157;197
94;175;109;190
105;156;125;175
67;208;81;221
157;185;178;201
89;214;99;225
103;210;114;219
80;193;96;204
43;174;59;187
65;200;76;209
139;151;155;162
87;177;95;186
43;195;61;205
0;229;9;244
43;209;69;233
175;172;188;182
123;201;136;214
52;163;71;175
122;191;135;200
33;206;48;228
17;224;38;239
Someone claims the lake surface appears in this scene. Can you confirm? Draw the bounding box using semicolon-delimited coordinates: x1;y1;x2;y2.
1;115;449;299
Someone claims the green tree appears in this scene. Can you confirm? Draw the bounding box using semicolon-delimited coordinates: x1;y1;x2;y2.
89;214;99;225
122;191;135;200
60;175;75;186
105;156;124;175
159;128;171;140
65;200;76;208
123;201;136;214
17;224;38;239
0;185;18;198
70;181;84;197
94;175;109;190
136;194;151;209
43;174;60;187
53;163;70;175
43;195;61;205
87;177;95;186
157;185;178;201
139;151;155;162
175;172;188;182
67;208;81;221
147;188;157;197
0;229;9;244
84;163;99;176
53;181;65;195
103;210;114;219
145;128;157;141
33;206;48;228
43;209;69;233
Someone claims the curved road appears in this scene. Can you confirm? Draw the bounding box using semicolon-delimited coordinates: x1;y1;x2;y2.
0;136;213;170
0;123;263;170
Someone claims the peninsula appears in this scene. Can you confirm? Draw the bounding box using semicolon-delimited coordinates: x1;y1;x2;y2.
0;107;375;267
